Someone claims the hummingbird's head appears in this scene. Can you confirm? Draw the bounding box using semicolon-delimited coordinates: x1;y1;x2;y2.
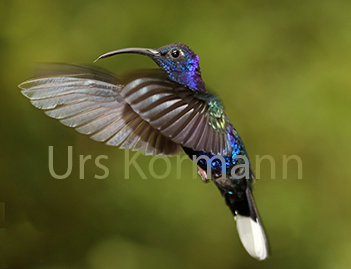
96;43;206;92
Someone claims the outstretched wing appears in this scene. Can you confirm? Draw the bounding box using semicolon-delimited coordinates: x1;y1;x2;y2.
122;77;232;156
19;63;180;156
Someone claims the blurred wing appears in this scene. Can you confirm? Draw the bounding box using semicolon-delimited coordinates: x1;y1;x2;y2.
122;77;232;156
19;64;180;156
31;63;121;85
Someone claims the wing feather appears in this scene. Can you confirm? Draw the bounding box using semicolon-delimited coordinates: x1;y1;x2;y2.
19;64;181;156
122;77;231;156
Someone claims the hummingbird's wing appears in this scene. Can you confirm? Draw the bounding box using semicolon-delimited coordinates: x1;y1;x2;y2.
19;64;180;156
122;77;232;156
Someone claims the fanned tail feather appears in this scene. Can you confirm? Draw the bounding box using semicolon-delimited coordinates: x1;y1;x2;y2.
224;188;269;260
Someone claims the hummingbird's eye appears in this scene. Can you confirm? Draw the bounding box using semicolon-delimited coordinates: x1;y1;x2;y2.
170;49;183;58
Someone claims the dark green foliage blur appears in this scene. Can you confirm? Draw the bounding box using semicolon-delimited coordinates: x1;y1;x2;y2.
1;0;351;268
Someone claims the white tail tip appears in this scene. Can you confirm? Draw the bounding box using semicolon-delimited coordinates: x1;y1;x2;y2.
235;214;269;260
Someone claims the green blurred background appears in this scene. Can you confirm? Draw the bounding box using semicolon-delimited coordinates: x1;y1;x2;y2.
1;0;351;268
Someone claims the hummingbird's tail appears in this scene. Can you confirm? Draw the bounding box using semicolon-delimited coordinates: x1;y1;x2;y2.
224;187;269;260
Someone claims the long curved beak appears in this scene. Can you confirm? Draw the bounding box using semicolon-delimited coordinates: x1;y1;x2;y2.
94;47;160;62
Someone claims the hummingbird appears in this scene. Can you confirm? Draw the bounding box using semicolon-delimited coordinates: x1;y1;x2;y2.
19;43;269;260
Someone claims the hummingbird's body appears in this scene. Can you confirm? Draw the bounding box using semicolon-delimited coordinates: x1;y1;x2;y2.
19;43;269;260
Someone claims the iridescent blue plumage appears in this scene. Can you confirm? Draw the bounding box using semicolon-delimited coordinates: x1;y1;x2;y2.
184;124;248;177
19;42;269;260
154;43;205;92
